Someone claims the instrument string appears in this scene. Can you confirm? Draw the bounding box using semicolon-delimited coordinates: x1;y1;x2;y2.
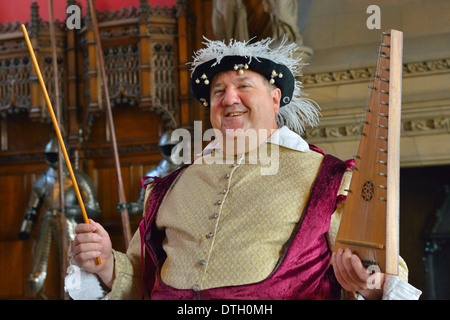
350;34;387;244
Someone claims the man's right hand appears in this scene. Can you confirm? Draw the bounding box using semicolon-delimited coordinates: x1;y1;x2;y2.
71;219;115;289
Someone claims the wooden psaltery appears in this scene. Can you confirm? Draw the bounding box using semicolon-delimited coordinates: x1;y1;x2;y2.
333;30;403;275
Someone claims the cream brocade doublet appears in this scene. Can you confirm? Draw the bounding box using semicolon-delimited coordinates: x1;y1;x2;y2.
107;140;409;300
156;144;322;290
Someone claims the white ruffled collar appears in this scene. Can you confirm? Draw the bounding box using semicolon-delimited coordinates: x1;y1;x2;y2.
201;126;309;157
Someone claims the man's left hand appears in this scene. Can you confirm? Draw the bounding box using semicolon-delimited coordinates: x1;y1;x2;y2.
332;248;385;300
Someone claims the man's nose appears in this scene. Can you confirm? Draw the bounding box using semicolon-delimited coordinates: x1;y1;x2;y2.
222;87;241;107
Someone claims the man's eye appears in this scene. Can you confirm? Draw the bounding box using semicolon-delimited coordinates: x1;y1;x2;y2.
213;89;224;95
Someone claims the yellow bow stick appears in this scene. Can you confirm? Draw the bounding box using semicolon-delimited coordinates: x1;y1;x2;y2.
21;24;101;265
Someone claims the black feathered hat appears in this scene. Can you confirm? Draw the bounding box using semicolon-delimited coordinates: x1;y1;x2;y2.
189;38;321;135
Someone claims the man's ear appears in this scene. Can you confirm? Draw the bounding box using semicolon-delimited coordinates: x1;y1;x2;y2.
272;88;281;115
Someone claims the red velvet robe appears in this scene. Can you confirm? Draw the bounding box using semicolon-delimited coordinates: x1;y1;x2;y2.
139;146;348;299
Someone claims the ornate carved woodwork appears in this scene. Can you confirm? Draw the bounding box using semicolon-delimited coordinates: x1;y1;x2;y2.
0;1;188;160
0;0;192;299
0;3;67;158
80;2;180;143
0;0;447;300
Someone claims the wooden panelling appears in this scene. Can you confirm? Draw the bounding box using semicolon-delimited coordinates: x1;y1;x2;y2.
0;0;305;300
2;112;52;155
0;240;29;298
0;1;191;299
0;173;28;240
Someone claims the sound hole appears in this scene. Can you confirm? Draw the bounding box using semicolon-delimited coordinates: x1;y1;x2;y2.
361;181;375;201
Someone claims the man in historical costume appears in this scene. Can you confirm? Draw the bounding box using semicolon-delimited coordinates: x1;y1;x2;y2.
66;38;421;300
19;138;101;298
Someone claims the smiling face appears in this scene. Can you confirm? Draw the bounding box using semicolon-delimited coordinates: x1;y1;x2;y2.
209;69;281;152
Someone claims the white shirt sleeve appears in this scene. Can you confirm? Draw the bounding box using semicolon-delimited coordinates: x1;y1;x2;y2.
357;274;422;300
64;246;107;300
381;274;422;300
64;260;107;300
